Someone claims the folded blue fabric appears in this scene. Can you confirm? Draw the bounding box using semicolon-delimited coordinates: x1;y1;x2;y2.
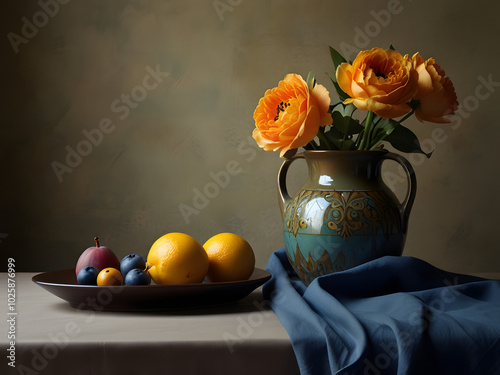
263;248;500;375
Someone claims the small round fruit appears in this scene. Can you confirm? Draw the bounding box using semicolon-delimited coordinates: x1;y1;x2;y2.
77;266;99;285
75;236;120;277
147;233;209;285
97;267;123;286
203;233;255;282
124;268;151;285
120;254;146;278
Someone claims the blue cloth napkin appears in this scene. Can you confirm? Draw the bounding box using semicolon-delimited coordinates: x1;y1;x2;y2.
263;248;500;375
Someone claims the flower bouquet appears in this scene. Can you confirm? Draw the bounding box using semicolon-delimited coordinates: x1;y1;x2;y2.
252;46;459;158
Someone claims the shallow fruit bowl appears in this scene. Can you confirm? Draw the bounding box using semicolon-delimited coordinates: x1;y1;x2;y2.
32;268;271;312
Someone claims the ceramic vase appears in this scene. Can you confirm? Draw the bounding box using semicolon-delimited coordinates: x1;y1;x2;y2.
277;150;416;286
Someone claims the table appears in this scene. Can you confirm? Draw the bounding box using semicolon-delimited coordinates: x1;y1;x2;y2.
1;273;300;375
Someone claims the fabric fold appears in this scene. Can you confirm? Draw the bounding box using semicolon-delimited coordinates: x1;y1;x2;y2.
263;248;500;375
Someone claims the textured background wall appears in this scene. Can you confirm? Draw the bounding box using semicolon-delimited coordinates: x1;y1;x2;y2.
2;0;500;274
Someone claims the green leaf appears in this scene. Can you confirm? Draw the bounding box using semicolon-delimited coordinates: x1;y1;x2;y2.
302;143;315;150
331;138;355;150
323;120;358;150
331;111;364;135
378;118;399;136
328;46;350;102
389;44;396;51
323;129;355;150
369;119;399;149
329;46;347;71
325;124;343;139
306;71;316;90
332;103;356;117
384;123;433;157
316;127;335;150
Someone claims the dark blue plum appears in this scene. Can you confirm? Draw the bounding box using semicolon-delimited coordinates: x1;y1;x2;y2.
120;254;146;277
124;268;151;286
77;266;99;285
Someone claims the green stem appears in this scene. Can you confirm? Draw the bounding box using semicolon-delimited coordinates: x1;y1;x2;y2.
398;109;414;124
354;130;364;149
367;115;379;147
359;111;375;150
373;115;383;127
369;137;384;150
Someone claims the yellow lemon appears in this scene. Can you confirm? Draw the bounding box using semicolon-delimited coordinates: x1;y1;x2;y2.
203;233;255;282
147;233;209;285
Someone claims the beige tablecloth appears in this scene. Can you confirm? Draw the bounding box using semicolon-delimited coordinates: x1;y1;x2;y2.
1;273;300;375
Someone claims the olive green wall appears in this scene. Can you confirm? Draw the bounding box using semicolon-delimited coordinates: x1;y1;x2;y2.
3;0;500;274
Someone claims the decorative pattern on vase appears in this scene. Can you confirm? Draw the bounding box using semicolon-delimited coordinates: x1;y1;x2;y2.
283;189;403;285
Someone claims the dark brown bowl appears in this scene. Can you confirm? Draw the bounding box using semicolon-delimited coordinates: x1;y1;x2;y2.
32;268;271;312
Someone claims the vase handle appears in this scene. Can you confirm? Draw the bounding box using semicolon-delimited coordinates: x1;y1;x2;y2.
277;152;305;221
382;152;417;234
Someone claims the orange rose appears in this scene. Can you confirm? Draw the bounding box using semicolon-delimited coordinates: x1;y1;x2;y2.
413;54;458;123
253;74;332;157
336;48;418;119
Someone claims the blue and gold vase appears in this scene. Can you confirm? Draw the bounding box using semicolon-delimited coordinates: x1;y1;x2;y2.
278;150;416;285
